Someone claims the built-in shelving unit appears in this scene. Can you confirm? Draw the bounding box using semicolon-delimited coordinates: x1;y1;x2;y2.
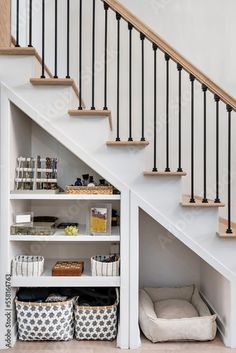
0;104;126;349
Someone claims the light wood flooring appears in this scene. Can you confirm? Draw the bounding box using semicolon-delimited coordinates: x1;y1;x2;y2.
3;335;236;352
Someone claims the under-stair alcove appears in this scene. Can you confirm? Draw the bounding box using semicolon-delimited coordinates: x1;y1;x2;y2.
138;209;231;346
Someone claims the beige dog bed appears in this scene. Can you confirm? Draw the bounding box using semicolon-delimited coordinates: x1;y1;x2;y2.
139;285;217;343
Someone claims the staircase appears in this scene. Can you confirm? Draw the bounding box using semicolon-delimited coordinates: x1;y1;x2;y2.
1;0;236;349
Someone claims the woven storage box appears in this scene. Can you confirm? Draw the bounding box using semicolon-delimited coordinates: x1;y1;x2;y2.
74;289;119;341
65;185;113;195
15;298;74;341
91;255;120;276
52;261;84;276
12;256;44;277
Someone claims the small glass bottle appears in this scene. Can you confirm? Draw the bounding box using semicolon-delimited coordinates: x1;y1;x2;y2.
82;174;89;186
75;178;82;186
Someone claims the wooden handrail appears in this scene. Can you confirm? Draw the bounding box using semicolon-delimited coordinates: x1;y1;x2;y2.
102;0;236;111
0;0;11;48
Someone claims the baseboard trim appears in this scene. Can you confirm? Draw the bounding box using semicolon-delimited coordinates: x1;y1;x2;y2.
11;322;17;348
200;291;229;347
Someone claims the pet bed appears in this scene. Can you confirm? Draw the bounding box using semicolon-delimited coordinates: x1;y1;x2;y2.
139;285;217;342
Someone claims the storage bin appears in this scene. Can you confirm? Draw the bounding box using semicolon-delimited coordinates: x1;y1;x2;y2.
15;298;74;341
65;185;113;195
91;255;120;276
11;222;56;236
11;256;44;277
74;289;119;341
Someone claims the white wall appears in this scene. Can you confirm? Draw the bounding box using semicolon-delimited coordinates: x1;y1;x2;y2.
31;121;103;189
139;209;200;288
200;259;231;344
119;0;236;98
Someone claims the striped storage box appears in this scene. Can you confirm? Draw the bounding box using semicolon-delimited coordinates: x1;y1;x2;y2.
11;256;44;276
91;255;120;276
16;298;74;341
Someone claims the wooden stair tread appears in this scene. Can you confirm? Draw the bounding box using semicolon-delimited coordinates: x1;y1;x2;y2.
0;47;36;55
30;78;74;86
181;195;225;208
3;43;85;106
106;141;149;146
68;109;112;130
144;171;187;176
217;219;236;238
68;109;111;117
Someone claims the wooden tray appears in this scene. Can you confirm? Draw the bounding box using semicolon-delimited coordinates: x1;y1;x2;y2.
65;185;113;195
52;261;84;276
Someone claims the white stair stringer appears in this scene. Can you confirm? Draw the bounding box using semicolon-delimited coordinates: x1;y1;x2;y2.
0;55;236;348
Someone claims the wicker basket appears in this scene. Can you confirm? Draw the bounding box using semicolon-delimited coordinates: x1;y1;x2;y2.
52;261;84;276
74;289;119;341
65;185;113;195
12;256;44;277
91;255;120;276
15;298;74;341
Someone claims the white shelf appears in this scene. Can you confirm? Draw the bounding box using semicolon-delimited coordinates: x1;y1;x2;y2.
11;259;120;287
10;227;120;242
10;192;121;200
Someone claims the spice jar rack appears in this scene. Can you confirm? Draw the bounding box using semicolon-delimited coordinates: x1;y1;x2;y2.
14;156;59;193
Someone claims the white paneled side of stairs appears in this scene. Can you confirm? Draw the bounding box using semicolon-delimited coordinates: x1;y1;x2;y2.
0;53;236;350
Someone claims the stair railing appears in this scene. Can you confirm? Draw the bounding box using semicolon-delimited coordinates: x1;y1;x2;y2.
10;0;236;235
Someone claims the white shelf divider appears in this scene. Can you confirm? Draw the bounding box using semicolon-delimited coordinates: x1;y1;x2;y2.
11;259;120;288
10;226;120;242
10;193;121;200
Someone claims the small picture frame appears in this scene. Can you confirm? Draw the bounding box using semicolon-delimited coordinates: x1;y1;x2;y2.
14;212;34;226
87;204;112;235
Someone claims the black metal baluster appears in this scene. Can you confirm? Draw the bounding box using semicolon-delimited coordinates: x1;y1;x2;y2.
128;23;133;141
103;3;109;111
41;0;45;78
153;44;158;172
66;0;70;78
214;95;220;203
140;33;145;141
165;53;170;172
177;64;183;172
54;0;58;78
202;84;208;203
16;0;20;47
78;0;83;110
28;0;33;47
91;0;96;110
116;13;121;141
189;74;195;203
226;105;233;234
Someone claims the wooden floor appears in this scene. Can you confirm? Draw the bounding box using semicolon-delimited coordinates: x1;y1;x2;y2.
4;336;236;352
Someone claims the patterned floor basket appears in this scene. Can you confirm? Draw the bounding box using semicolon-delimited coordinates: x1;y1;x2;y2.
15;298;74;341
74;289;119;341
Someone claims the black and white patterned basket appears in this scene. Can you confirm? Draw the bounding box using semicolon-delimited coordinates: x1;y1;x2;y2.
74;289;119;341
91;255;120;276
15;298;74;341
12;256;44;277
